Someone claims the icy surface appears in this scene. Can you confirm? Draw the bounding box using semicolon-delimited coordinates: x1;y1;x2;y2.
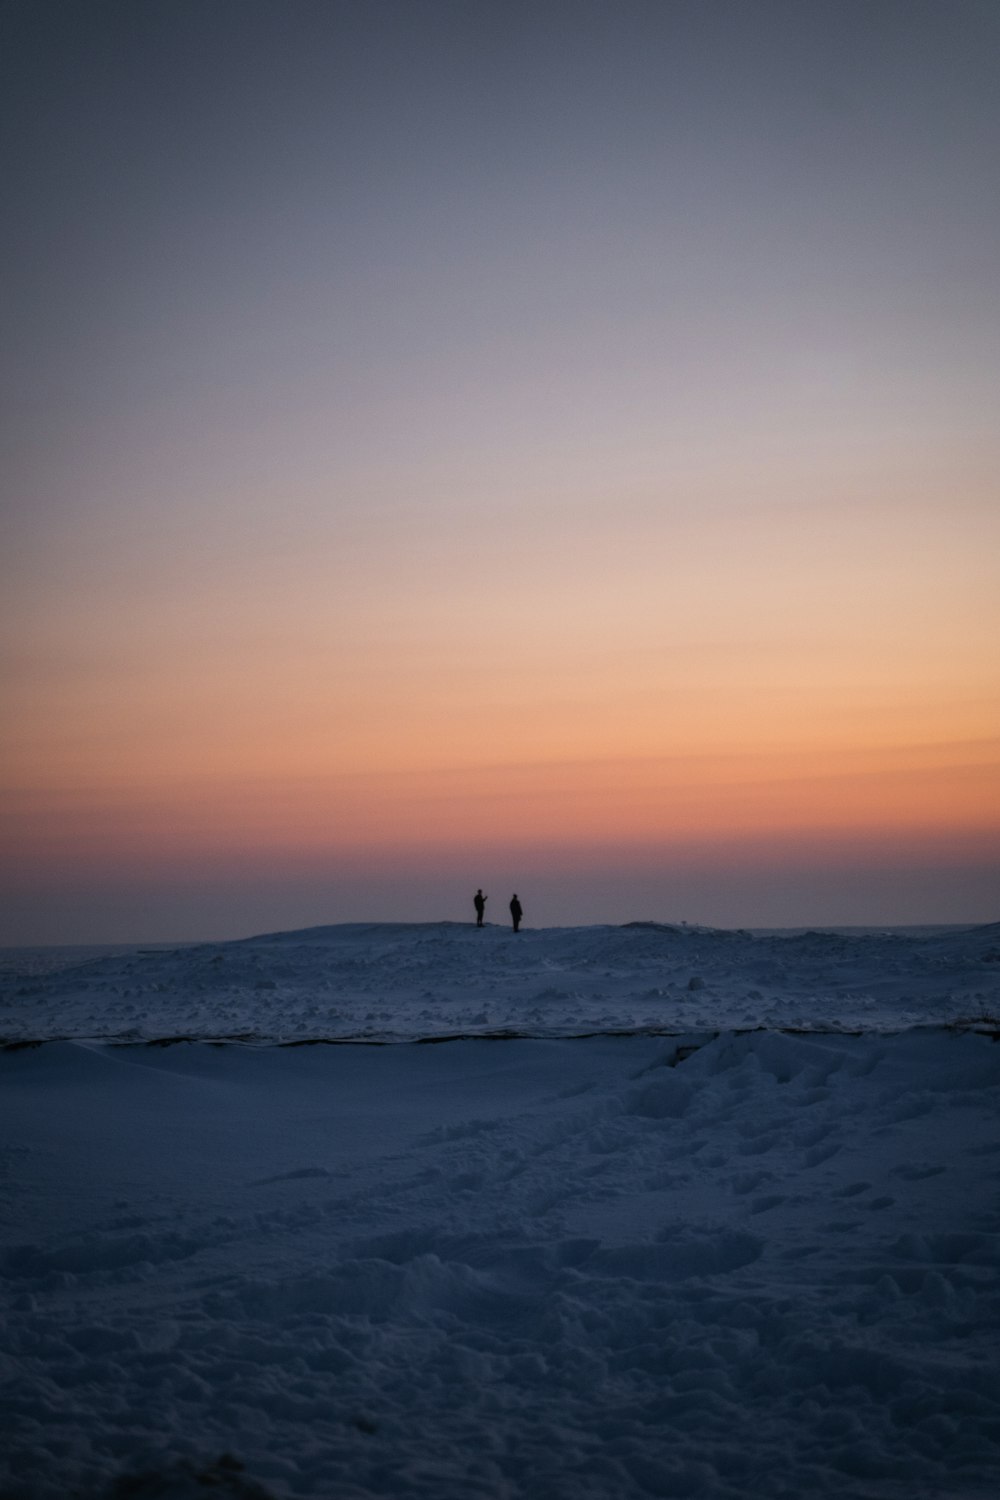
1;923;999;1498
2;920;999;1044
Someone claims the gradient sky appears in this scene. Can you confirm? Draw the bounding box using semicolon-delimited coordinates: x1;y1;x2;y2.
2;0;998;942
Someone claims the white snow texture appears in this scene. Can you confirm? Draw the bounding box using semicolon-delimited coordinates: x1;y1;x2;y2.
1;921;999;1499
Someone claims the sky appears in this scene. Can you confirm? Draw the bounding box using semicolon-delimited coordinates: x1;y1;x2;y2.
1;0;998;942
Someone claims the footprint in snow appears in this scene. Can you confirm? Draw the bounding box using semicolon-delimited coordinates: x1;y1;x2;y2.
798;1121;836;1149
804;1142;840;1167
252;1167;332;1185
739;1133;781;1156
890;1162;945;1180
731;1171;771;1195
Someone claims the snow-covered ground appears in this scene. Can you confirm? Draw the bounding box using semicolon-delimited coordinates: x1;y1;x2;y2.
2;922;999;1498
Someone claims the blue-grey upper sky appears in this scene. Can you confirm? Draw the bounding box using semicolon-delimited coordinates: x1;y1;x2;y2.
5;0;997;507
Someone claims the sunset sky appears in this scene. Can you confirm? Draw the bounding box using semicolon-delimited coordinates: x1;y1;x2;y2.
2;0;998;942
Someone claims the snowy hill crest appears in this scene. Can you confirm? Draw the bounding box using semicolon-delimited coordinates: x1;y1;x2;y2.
2;921;998;1045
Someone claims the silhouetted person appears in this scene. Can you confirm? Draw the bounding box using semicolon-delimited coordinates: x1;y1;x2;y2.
509;894;523;932
474;888;487;927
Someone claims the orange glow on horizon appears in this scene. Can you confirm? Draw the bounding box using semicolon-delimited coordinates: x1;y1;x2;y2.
4;739;998;873
4;478;998;922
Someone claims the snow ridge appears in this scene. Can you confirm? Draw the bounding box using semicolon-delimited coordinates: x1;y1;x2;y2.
2;920;998;1044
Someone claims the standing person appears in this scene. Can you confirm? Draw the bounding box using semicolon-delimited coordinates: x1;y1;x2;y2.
473;888;487;927
509;893;523;932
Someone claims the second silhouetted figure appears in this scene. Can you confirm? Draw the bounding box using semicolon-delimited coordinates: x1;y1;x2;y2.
509;894;523;932
474;889;487;927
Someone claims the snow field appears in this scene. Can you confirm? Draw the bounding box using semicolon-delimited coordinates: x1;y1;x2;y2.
1;923;999;1498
